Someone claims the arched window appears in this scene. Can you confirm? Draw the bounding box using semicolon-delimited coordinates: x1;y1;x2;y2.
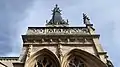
68;56;85;67
62;49;107;67
28;49;60;67
35;56;54;67
34;54;59;67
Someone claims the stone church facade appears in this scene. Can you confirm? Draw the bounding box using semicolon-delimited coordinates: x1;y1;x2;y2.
0;5;113;67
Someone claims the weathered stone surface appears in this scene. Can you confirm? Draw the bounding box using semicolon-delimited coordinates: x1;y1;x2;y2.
0;5;113;67
26;27;89;35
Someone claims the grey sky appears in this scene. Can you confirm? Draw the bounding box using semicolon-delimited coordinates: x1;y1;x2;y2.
0;0;119;66
0;0;34;55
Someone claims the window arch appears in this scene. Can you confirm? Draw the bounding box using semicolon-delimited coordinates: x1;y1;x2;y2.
68;56;85;67
34;55;56;67
34;48;60;67
25;48;60;67
62;49;107;67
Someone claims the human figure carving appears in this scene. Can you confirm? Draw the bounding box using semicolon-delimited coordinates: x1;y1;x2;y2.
83;13;90;24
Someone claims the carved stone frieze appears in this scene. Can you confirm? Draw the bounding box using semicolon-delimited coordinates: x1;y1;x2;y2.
27;27;89;35
23;37;93;45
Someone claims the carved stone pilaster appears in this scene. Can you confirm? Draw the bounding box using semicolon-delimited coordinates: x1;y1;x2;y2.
57;42;63;61
27;45;33;58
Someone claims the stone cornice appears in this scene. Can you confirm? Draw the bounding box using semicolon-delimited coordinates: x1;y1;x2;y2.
22;35;99;46
22;35;98;47
22;34;100;39
23;43;93;46
0;57;19;61
28;27;87;28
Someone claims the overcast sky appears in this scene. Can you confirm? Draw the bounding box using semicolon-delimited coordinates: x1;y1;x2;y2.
0;0;119;66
